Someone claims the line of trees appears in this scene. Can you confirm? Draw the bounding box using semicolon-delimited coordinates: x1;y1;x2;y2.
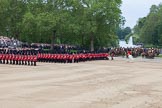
0;0;122;51
133;3;162;47
116;26;131;40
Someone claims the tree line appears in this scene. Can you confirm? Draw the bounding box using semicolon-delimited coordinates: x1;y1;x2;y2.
0;0;122;51
133;3;162;47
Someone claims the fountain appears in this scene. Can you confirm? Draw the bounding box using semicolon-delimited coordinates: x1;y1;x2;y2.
119;36;138;48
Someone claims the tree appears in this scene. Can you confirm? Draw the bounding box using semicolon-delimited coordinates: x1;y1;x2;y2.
133;3;162;46
117;27;131;40
0;0;123;50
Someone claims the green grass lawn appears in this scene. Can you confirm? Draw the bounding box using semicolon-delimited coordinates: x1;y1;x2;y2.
158;54;162;58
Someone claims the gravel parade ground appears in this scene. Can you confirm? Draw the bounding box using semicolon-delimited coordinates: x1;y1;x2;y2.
0;58;162;108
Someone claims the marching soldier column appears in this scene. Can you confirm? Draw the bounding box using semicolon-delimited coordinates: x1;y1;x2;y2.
0;48;110;66
37;52;109;63
0;48;37;66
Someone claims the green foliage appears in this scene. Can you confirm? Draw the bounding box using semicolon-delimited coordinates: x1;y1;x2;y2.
117;26;131;40
133;3;162;46
0;0;122;49
158;54;162;58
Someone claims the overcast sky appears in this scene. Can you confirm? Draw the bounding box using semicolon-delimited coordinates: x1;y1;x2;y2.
121;0;162;28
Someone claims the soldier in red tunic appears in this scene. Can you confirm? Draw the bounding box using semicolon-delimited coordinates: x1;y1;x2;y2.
33;55;37;66
2;53;6;64
0;52;2;64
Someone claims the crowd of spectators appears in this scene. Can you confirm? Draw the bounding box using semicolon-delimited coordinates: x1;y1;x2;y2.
0;36;22;48
30;43;85;54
